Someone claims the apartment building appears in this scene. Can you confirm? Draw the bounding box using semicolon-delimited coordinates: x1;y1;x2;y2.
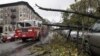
0;1;43;25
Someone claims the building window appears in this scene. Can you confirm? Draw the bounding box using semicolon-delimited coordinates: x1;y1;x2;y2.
20;14;22;16
11;15;16;19
0;16;3;18
33;21;36;26
11;9;16;12
9;26;12;31
5;27;8;32
38;23;41;27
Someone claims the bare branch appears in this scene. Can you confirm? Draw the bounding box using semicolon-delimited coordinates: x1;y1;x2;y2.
36;4;100;20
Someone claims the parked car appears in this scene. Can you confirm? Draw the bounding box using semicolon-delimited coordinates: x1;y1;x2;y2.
1;24;15;42
1;32;15;42
85;20;100;56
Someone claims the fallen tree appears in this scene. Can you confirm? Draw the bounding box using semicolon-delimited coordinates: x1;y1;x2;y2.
36;4;100;20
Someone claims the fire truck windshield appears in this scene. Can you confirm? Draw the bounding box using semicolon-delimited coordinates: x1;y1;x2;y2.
17;22;32;28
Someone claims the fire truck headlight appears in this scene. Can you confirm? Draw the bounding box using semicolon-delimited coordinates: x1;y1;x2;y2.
22;35;26;37
15;36;18;38
17;30;22;32
28;29;32;31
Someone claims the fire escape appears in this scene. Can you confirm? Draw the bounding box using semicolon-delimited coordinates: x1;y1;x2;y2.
10;8;17;30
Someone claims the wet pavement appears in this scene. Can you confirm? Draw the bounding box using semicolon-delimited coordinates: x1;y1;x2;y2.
0;40;37;56
0;32;54;56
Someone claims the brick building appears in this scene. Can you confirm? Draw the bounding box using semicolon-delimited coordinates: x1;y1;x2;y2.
0;1;43;25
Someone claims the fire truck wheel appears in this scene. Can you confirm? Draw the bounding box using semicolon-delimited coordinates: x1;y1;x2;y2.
22;39;27;42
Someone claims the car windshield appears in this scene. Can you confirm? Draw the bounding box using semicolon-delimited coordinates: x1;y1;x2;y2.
92;21;100;32
17;22;32;28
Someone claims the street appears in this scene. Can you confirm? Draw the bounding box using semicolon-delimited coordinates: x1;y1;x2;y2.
0;32;53;56
0;40;37;56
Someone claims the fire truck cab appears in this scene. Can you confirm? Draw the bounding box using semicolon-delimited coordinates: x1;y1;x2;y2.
14;19;42;42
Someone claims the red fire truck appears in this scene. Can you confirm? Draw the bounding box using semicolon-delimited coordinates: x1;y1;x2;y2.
14;20;43;42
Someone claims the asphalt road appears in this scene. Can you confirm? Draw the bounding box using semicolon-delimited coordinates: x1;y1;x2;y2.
0;32;54;56
0;40;37;56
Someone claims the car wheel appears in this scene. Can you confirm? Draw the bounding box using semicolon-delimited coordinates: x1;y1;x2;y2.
10;38;15;41
2;39;6;43
83;39;92;56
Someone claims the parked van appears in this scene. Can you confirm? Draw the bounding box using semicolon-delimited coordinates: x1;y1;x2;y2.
85;20;100;56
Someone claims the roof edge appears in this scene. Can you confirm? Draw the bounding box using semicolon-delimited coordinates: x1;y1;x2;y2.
0;1;44;21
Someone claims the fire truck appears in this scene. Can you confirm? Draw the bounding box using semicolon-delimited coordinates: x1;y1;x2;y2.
14;19;43;42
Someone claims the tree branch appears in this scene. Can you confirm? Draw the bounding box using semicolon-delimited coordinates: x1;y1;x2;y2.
36;4;100;20
43;23;88;30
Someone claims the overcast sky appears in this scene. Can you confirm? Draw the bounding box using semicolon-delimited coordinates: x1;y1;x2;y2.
0;0;75;23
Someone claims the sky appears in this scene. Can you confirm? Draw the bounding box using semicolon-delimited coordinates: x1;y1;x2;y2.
0;0;75;23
